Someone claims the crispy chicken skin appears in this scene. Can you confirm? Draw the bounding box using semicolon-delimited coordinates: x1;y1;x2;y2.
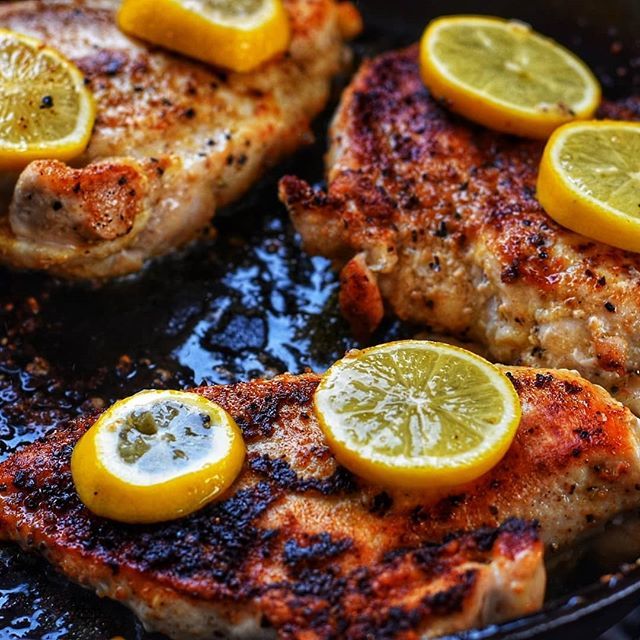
279;46;640;412
0;0;358;278
3;367;640;639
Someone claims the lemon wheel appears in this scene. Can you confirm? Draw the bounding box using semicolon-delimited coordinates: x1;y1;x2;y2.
0;29;95;171
419;16;600;139
314;340;521;490
71;390;245;523
118;0;290;73
537;120;640;253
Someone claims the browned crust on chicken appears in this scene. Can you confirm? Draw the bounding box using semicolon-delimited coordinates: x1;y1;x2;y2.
339;252;384;341
280;46;640;413
9;159;148;244
2;367;640;637
0;0;356;278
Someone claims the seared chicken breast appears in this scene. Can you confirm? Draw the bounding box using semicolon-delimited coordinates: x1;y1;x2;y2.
279;46;640;414
2;367;640;639
0;0;357;278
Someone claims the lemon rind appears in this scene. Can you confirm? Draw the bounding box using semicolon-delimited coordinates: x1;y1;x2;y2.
117;0;290;73
71;390;246;523
420;16;601;139
314;340;521;490
537;120;640;253
0;29;96;170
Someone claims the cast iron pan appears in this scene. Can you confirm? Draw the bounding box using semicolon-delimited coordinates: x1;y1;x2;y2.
1;1;640;638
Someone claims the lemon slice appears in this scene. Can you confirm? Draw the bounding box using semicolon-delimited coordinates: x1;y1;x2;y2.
118;0;290;73
0;29;95;171
314;341;521;489
537;120;640;252
71;390;245;523
419;16;601;139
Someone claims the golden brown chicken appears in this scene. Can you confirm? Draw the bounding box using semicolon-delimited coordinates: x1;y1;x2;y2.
280;46;640;414
2;366;640;638
0;0;358;278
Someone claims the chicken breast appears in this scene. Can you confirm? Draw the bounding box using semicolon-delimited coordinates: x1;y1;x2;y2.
0;0;358;278
3;366;640;639
279;46;640;414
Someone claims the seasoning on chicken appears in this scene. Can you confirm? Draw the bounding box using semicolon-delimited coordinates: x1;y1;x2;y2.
3;366;640;638
279;46;640;414
0;0;358;278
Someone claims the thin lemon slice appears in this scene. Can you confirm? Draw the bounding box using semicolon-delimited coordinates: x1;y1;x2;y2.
118;0;290;73
0;29;95;171
71;390;245;523
537;120;640;252
419;16;601;139
314;340;521;489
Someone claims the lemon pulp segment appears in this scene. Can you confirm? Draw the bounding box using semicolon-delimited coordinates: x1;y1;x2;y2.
314;340;521;489
118;0;290;73
537;120;640;253
71;390;245;523
419;16;600;138
0;29;95;170
181;0;272;25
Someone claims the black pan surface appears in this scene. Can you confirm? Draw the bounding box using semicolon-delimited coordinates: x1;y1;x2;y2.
1;1;640;638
